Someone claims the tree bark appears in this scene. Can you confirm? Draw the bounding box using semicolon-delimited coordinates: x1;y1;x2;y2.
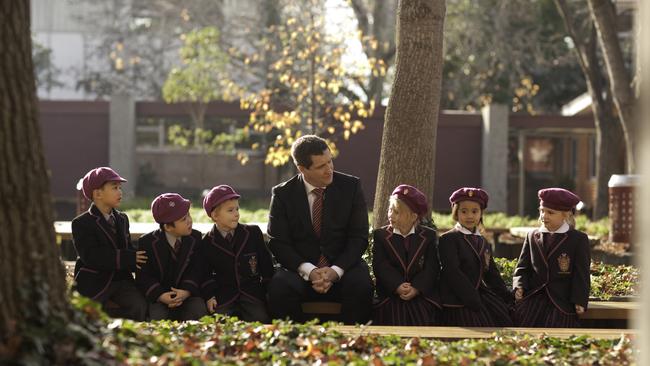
372;0;445;229
555;0;624;220
587;0;637;173
0;0;68;345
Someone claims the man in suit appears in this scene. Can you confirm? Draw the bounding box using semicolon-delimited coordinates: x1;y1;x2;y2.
266;135;373;324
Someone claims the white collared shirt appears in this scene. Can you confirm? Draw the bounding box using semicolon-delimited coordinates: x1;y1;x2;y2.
539;221;570;234
393;225;415;238
215;224;234;240
298;175;344;281
164;232;179;249
454;222;482;236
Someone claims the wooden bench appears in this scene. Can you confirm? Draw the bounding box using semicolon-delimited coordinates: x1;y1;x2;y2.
330;325;635;340
582;301;637;320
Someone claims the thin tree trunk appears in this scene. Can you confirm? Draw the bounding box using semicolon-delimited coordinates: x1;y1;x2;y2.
587;0;636;173
0;0;68;347
555;0;624;219
372;0;445;229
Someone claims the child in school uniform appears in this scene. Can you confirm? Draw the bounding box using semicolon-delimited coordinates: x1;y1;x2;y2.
72;167;147;321
372;184;441;326
135;193;208;321
438;188;513;327
184;185;274;323
512;188;590;328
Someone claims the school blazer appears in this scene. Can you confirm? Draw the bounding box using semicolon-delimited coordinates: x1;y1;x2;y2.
135;229;202;303
72;204;137;301
267;172;369;272
512;228;591;314
372;225;441;307
438;228;512;310
183;224;275;306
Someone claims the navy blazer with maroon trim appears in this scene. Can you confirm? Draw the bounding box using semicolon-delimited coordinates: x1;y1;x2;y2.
267;172;369;272
372;225;441;308
512;228;591;314
438;228;512;310
135;229;202;303
183;223;274;307
72;203;137;301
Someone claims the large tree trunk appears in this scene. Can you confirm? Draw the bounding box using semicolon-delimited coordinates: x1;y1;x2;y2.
555;0;624;219
587;0;637;173
372;0;445;229
0;0;68;350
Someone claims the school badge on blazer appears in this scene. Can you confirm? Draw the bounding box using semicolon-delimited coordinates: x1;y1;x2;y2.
558;253;571;274
248;255;258;276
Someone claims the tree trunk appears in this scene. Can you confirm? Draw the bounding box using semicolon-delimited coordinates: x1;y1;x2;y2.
372;0;445;229
554;0;624;219
587;0;637;173
0;0;68;349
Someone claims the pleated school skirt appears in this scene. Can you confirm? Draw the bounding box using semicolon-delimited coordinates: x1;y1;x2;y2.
513;290;580;328
441;288;513;327
373;295;439;326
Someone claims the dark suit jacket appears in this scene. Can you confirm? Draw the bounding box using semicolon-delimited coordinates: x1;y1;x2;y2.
72;203;137;301
183;224;274;306
438;228;512;310
135;229;202;303
372;225;440;307
267;171;369;272
512;228;591;313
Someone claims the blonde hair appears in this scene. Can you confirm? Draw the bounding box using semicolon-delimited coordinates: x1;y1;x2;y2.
451;202;486;235
389;196;420;226
565;211;576;228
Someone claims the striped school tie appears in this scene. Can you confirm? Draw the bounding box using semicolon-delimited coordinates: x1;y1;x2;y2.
312;188;330;267
107;214;117;235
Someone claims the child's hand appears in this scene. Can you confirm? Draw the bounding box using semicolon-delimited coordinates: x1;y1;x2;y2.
206;297;218;313
158;291;176;305
396;283;410;296
400;286;419;301
514;287;524;302
171;287;190;302
135;251;148;269
575;304;585;314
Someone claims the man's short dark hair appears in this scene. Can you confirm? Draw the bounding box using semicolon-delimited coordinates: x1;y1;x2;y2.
291;135;330;168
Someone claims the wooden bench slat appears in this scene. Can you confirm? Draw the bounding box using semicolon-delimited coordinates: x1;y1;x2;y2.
330;325;635;339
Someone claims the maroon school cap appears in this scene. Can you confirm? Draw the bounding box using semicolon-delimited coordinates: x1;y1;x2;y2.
151;193;191;224
203;185;241;216
449;187;489;209
80;167;127;200
538;188;581;212
391;184;428;217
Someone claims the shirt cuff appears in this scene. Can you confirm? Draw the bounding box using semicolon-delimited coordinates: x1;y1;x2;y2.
298;262;317;281
331;265;344;280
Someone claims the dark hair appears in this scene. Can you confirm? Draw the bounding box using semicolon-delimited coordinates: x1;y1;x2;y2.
160;222;175;231
291;135;329;168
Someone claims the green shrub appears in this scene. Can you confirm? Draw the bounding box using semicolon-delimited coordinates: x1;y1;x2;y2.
61;301;635;365
494;258;639;299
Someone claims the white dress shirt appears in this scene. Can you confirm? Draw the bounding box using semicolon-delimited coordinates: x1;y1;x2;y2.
297;176;345;281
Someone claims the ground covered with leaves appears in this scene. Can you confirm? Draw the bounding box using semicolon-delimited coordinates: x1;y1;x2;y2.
13;295;629;365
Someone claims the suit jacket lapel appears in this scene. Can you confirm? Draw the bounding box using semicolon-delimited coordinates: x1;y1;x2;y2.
547;232;569;258
152;230;168;279
295;175;316;237
232;224;251;258
406;228;427;274
532;231;549;267
209;225;235;256
89;204;118;249
175;233;196;286
384;228;407;273
322;180;340;239
461;233;481;261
